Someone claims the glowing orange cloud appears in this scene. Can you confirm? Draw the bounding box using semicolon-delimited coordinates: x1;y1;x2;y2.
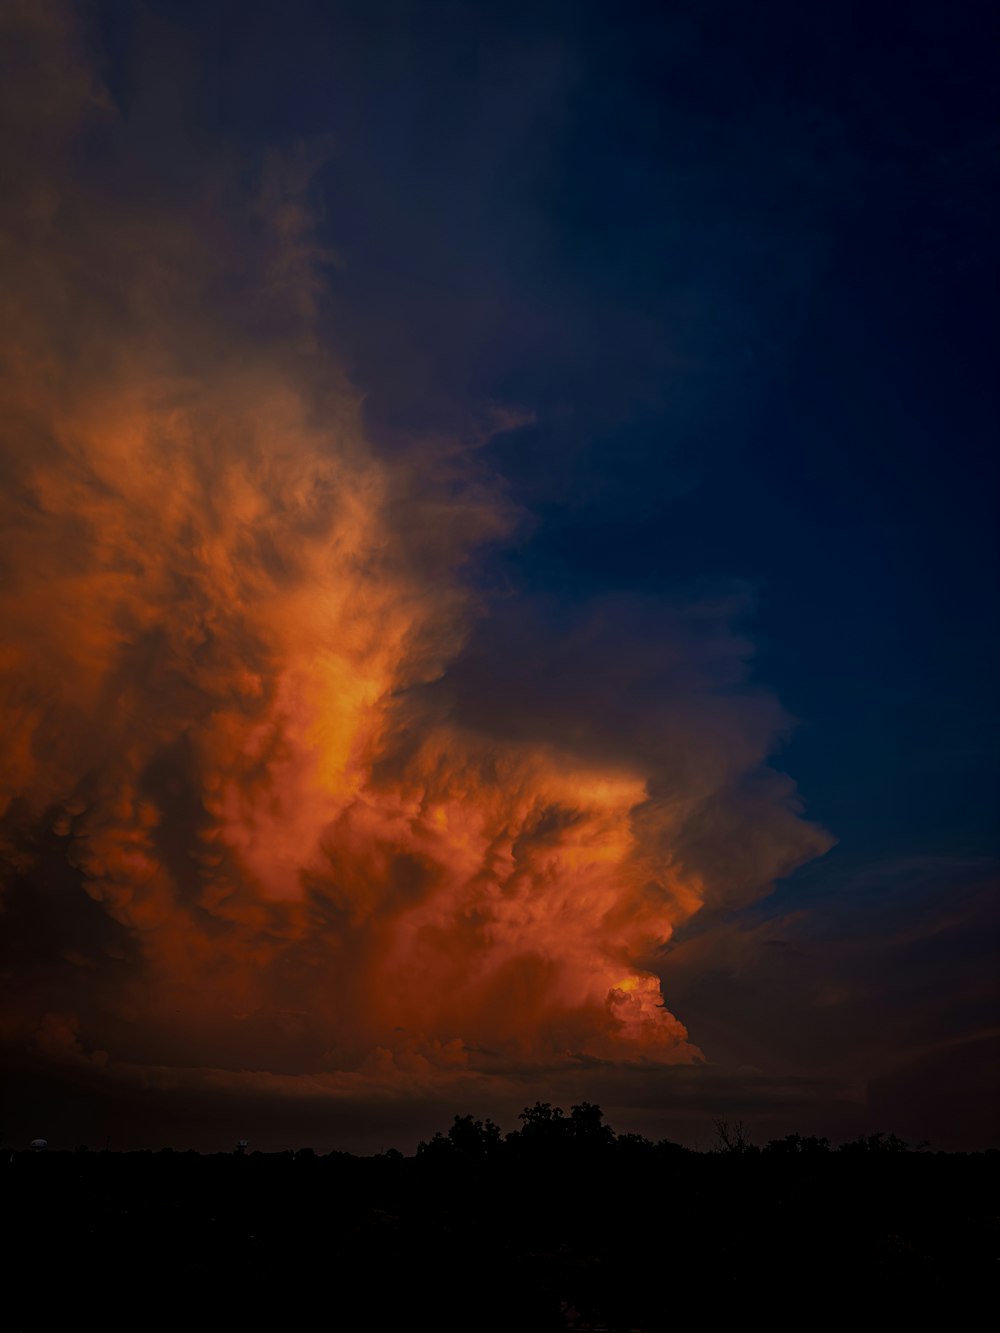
0;2;831;1105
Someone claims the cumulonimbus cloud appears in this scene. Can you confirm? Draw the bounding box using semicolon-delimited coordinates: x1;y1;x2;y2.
0;2;832;1106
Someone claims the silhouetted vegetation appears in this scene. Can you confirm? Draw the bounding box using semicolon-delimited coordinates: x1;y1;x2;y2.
5;1106;996;1331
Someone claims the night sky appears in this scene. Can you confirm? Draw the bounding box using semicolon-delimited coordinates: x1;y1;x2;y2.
1;0;997;1153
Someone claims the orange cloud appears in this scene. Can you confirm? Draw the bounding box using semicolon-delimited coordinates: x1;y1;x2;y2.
0;3;831;1110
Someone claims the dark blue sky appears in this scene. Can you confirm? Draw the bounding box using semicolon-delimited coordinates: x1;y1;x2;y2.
102;0;998;1132
1;0;994;1149
114;0;997;880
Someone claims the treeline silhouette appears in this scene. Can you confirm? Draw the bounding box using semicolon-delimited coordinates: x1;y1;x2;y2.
6;1103;996;1331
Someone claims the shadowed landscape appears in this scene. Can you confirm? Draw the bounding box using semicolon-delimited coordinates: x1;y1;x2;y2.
8;1105;997;1331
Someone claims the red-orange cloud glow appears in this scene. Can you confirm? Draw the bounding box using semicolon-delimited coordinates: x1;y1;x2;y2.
0;3;831;1113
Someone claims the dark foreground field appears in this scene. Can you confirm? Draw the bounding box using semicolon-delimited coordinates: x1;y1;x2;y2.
5;1108;997;1331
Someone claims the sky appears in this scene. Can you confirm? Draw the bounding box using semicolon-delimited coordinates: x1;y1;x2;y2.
0;0;997;1153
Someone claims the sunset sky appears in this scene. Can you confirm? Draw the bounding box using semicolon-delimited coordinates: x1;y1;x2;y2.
1;0;996;1153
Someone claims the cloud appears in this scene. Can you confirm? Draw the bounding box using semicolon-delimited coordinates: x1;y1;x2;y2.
657;856;1000;1139
0;2;831;1125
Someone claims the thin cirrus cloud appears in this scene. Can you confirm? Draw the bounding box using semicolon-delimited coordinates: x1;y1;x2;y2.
0;1;832;1136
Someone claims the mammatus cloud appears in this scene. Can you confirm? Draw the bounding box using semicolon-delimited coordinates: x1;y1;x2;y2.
0;3;831;1114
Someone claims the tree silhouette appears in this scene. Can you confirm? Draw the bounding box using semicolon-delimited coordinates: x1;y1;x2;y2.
764;1133;831;1155
838;1131;914;1154
568;1101;615;1146
713;1119;757;1154
417;1113;503;1161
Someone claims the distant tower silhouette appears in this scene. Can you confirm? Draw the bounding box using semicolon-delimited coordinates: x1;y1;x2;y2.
235;1140;249;1155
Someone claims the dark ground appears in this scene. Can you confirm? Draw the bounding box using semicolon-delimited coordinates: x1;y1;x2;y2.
4;1108;997;1330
